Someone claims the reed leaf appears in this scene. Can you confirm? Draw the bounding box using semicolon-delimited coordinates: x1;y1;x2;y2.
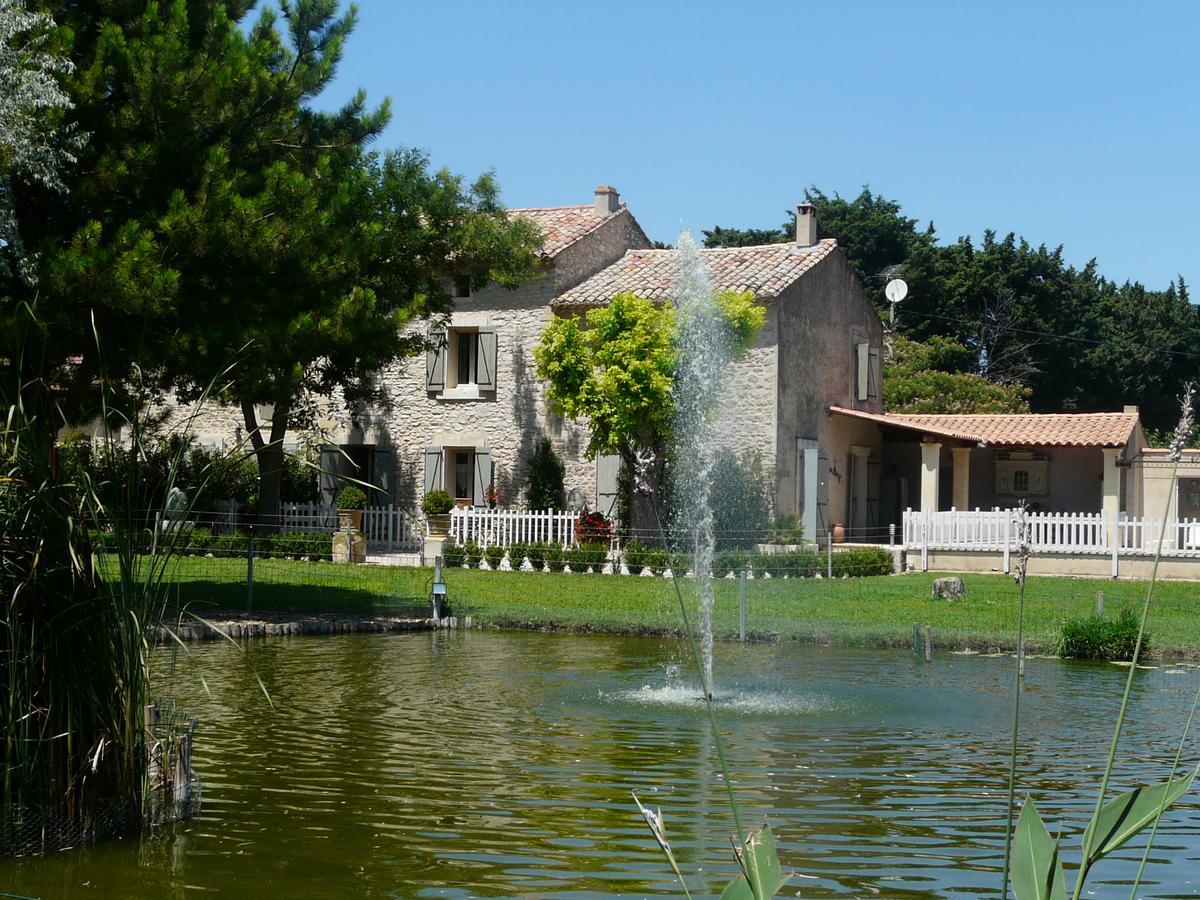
1010;799;1065;900
720;824;790;900
1081;763;1199;864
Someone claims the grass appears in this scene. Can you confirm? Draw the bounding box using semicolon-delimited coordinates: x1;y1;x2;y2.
166;555;1200;656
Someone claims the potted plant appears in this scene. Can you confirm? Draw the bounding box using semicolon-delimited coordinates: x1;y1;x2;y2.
421;489;454;535
337;485;368;530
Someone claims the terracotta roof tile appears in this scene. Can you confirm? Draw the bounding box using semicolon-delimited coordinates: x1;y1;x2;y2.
829;407;1140;448
509;204;617;257
552;239;838;308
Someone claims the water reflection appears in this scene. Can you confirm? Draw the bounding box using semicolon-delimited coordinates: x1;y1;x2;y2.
2;632;1199;898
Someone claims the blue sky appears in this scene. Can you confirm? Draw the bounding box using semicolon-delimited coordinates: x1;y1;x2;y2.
316;0;1197;293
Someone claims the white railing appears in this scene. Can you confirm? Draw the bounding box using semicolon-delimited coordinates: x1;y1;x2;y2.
281;502;422;551
449;507;579;548
902;508;1200;558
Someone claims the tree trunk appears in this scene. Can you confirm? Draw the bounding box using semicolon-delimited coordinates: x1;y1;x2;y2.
241;398;290;533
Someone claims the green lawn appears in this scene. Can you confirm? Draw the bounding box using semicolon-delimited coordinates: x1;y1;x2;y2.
166;555;1200;656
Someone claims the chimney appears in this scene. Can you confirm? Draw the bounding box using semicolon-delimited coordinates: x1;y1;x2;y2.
594;184;620;216
795;202;818;245
1123;405;1139;416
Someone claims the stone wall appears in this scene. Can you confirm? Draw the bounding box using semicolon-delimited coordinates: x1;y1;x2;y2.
708;304;779;475
554;208;650;293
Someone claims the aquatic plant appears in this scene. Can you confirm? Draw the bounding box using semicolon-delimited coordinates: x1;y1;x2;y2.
1057;606;1145;661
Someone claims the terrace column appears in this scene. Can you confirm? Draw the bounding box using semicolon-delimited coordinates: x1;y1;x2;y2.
920;441;942;512
951;447;971;510
1102;448;1122;547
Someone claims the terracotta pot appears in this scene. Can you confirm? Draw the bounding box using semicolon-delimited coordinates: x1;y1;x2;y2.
338;509;363;530
832;523;846;544
427;513;451;536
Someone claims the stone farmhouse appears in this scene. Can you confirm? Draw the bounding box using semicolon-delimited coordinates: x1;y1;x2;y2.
183;184;886;541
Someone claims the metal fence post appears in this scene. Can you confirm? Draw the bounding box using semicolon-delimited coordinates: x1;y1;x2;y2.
246;524;255;613
827;532;833;579
738;571;747;642
1096;591;1105;617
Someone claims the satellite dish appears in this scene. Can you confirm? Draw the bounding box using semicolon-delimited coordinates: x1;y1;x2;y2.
885;279;908;304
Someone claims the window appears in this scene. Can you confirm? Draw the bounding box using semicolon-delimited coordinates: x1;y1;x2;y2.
455;330;476;386
427;326;497;394
453;450;473;501
1013;469;1030;493
452;277;471;299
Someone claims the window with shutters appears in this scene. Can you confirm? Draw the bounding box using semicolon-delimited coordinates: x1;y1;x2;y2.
428;325;498;397
424;445;492;506
453;449;473;501
853;342;881;402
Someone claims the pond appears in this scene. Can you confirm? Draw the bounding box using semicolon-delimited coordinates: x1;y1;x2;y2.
3;631;1200;898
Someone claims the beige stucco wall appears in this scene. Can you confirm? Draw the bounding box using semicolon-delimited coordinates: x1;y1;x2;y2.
917;547;1200;581
775;251;885;530
1137;450;1200;523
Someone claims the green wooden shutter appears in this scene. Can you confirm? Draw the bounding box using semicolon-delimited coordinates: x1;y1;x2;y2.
475;328;497;391
319;446;340;507
855;342;869;401
596;454;620;518
425;329;445;391
423;447;443;495
372;447;394;504
472;448;492;506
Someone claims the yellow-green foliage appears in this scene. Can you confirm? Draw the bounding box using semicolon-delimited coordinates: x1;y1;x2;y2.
534;290;765;456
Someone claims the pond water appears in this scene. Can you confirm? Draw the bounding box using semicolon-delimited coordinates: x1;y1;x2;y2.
4;631;1200;898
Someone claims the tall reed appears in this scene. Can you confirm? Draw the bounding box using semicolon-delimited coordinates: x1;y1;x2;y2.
1;315;226;854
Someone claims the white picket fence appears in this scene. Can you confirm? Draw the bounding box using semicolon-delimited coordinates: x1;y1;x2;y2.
902;508;1200;557
450;507;579;548
281;502;422;551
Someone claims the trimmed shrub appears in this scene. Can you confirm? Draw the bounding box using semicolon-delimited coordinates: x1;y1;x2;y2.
443;542;467;568
270;531;332;561
483;544;504;569
507;541;530;569
669;551;693;574
713;548;750;577
565;542;607;571
525;541;548;571
544;542;566;572
751;549;820;577
421;489;453;516
211;531;247;557
525;437;565;509
463;541;483;568
624;540;667;574
186;527;212;553
1059;606;1145;661
337;485;367;509
831;547;894;578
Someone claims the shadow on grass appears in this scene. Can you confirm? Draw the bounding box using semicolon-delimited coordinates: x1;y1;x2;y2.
172;580;426;618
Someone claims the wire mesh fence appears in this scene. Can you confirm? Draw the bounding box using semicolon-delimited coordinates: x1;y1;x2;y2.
1;701;200;859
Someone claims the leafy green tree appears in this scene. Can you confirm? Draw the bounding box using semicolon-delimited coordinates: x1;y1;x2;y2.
884;336;1030;414
0;0;83;282
534;290;763;473
1;1;541;524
